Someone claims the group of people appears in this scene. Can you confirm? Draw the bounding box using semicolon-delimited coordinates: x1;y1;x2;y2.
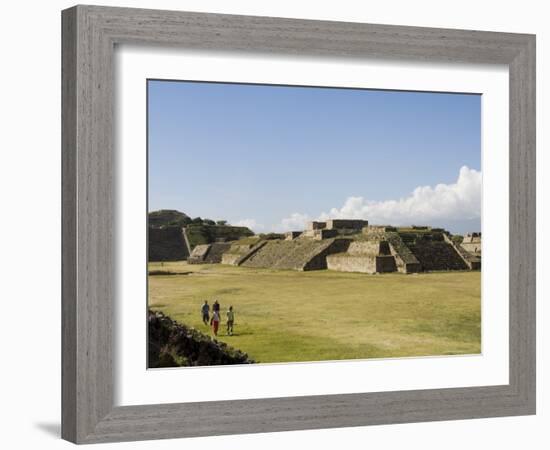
201;300;235;336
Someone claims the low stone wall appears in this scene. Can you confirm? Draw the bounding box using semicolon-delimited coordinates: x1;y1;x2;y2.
327;254;378;273
327;254;397;274
148;310;254;367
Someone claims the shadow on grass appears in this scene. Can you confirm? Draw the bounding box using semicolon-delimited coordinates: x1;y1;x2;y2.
149;270;193;276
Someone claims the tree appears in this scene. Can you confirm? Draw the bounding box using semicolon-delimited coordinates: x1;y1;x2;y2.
216;220;228;226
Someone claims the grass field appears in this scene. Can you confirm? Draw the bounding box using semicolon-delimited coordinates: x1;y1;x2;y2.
148;262;481;363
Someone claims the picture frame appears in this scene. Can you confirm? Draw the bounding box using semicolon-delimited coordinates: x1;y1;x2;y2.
61;4;536;444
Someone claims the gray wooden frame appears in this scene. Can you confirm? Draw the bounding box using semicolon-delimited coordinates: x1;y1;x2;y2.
62;4;536;444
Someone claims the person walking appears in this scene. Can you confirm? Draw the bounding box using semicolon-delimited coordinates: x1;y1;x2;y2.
213;299;220;314
201;300;210;325
210;309;220;336
226;306;235;336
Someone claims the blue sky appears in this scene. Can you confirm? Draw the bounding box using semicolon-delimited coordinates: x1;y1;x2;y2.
148;80;481;234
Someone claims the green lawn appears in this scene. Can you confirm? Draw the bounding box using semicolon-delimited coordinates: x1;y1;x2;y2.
148;262;481;363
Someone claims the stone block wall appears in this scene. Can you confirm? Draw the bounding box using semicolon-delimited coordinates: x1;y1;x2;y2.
376;255;398;272
307;221;327;230
326;254;379;273
148;226;190;262
460;233;482;255
285;231;302;240
187;244;211;264
347;241;392;256
326;219;369;230
302;229;338;240
326;239;397;274
326;253;397;274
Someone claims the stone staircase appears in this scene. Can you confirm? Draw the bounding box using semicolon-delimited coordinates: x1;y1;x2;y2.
443;234;481;270
203;243;232;263
407;240;468;271
241;238;349;271
188;242;232;264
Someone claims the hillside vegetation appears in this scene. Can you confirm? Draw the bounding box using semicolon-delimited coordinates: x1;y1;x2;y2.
186;224;254;249
148;209;190;228
148;209;254;250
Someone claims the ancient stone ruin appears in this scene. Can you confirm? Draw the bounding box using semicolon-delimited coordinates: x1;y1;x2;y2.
461;232;482;255
187;242;232;264
148;226;191;262
148;210;253;262
185;219;482;274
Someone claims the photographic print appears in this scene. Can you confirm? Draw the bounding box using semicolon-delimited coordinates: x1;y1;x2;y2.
147;80;482;368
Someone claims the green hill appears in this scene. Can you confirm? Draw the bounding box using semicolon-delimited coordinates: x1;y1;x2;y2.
148;210;255;253
186;224;254;248
148;209;191;228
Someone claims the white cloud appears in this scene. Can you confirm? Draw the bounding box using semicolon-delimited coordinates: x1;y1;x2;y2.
275;212;311;232
234;218;264;232
318;166;481;226
240;166;480;233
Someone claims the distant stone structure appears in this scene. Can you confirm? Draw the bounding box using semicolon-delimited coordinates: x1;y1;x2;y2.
152;213;481;274
307;221;326;231
239;238;350;271
147;209;253;262
285;231;302;240
188;242;232;264
325;219;369;230
306;219;369;231
302;228;338;240
327;241;397;274
461;232;482;255
225;221;480;274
